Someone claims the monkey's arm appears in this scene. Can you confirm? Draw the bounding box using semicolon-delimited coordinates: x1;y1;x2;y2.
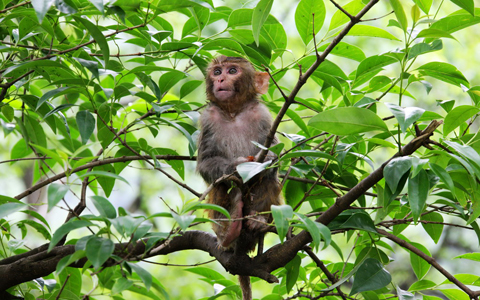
196;125;239;184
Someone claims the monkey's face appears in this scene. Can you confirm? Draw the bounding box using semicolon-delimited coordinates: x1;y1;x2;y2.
209;63;242;102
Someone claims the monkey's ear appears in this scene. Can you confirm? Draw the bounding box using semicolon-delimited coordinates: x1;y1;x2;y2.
255;72;270;95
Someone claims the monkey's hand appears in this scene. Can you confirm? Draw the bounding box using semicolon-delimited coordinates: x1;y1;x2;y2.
234;156;253;165
245;213;269;232
253;150;276;163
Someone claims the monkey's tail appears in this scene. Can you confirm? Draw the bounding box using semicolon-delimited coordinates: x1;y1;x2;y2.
238;275;252;300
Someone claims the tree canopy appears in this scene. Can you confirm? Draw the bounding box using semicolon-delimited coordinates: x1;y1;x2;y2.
1;0;480;299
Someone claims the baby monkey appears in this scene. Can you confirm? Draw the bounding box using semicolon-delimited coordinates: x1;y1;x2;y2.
196;56;282;299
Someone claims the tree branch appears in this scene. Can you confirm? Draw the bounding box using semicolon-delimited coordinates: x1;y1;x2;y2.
14;155;194;200
258;0;380;162
377;229;477;299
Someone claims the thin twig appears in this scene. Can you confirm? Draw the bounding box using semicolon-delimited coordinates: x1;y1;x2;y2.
378;229;477;299
330;0;354;20
0;1;31;14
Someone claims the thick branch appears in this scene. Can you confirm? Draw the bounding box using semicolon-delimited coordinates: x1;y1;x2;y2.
0;231;277;292
256;120;442;274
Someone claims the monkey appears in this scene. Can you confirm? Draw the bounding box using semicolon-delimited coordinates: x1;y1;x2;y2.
196;56;282;300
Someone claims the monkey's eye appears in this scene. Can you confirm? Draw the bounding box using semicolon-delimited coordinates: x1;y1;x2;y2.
228;67;237;74
213;69;221;75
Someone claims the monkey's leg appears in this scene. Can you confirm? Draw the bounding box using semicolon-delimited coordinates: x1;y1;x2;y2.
221;191;243;248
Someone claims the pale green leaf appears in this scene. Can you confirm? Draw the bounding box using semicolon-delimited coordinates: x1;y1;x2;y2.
252;0;273;46
308;107;388;135
295;0;325;45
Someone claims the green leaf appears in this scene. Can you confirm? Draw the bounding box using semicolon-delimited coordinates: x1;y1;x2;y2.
37;87;70;110
180;80;203;98
94;164;116;197
308;107;388;135
285;255;301;293
30;144;64;167
186;267;226;281
112;278;133;295
236;161;271;183
280;150;336;162
350;258;392;295
397;286;415;300
56;251;86;275
58;267;82;296
111;216;144;237
328;0;364;31
158;70;187;95
184;202;231;219
346;25;401;41
159;118;196;157
385;103;425;133
286;109;310;135
318;42;366;62
127;262;153;290
47;183;70;212
467;196;480;225
49;219;94;251
76;110;96;145
416;62;469;88
355;55;397;84
182;6;209;37
411;157;428;178
429;163;456;198
0;202;28;219
91;196;117;218
315;222;331;249
408;169;429;223
384;157;412;192
445;141;480;170
440;288;470;300
75;58;99;79
430;12;480;34
413;0;432;14
171;211;196;231
88;0;104;13
295;0;325;45
408;40;443;60
443;105;480;136
294;212;321;250
31;0;54;23
410;242;431;280
78;170;129;185
43;103;75;120
21;115;47;148
73;16;109;65
203;38;246;56
417;28;457;40
272;205;293;243
86;236;114;269
390;0;407;31
421;212;444;244
454;252;480;262
252;0;273;46
408;279;437;292
450;0;475;16
329;210;378;233
423;296;443;300
3;60;69;77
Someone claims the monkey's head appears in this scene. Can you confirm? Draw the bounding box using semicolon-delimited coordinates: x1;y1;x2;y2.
206;56;269;113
